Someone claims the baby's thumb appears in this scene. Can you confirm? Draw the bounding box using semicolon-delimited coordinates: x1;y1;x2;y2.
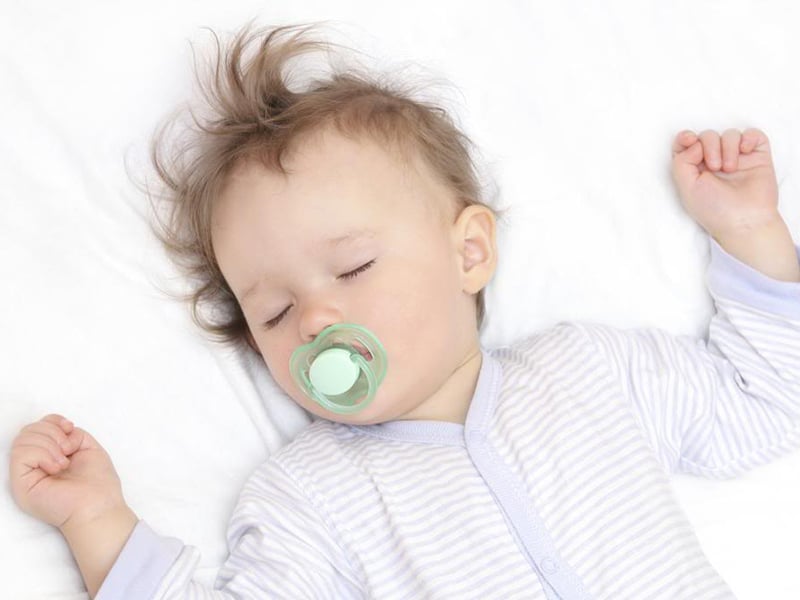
61;426;99;458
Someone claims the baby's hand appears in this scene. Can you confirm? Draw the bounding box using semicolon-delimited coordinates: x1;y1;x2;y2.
671;129;779;238
9;414;127;530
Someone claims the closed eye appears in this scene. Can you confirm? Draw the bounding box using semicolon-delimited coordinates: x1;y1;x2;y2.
263;305;290;330
338;259;376;281
261;260;376;330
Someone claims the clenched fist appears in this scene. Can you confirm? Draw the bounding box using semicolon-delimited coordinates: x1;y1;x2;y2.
671;127;799;283
671;128;779;239
9;414;127;530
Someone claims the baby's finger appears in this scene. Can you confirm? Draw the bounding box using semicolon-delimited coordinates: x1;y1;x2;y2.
11;443;68;477
60;426;90;457
41;414;75;434
671;139;704;185
21;420;71;451
721;129;742;173
671;130;698;156
15;431;70;468
740;128;770;154
699;130;722;171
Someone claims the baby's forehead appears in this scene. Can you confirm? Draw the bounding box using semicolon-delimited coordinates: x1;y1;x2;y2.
284;125;426;175
226;127;460;223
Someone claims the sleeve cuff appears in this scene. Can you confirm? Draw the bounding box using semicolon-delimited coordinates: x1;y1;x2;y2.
96;520;183;600
706;236;800;320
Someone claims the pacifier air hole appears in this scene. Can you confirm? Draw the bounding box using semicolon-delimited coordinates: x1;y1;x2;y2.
351;341;373;361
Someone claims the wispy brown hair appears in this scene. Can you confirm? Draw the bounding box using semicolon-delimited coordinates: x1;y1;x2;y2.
148;23;495;351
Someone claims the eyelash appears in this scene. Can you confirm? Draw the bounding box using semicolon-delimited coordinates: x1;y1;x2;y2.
262;259;376;330
338;258;376;281
264;306;290;330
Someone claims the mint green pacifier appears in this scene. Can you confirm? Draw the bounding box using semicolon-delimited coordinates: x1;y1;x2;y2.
289;324;388;415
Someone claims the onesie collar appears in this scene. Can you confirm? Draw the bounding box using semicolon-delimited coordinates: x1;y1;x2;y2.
350;348;502;446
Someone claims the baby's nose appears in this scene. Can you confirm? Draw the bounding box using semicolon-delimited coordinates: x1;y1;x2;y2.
298;303;344;343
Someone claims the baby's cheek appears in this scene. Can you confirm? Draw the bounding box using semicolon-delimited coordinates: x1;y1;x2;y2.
261;349;293;391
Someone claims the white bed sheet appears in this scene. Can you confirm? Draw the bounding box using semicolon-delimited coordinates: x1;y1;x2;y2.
1;1;799;598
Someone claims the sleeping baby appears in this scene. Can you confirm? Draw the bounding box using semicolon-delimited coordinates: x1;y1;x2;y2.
9;23;800;599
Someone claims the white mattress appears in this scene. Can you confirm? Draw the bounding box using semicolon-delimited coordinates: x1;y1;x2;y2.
1;1;799;598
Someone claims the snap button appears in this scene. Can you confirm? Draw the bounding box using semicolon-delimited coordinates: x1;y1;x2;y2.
540;557;558;574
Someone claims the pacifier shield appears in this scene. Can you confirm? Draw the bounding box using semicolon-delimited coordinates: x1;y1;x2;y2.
289;323;388;415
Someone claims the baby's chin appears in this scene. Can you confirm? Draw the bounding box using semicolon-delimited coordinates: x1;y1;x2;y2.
320;402;397;426
299;388;405;426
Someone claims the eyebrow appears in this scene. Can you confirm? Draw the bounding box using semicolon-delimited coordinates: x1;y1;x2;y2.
239;228;376;304
324;228;376;248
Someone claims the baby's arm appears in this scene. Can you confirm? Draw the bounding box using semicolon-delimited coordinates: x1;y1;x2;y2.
672;128;800;282
9;414;138;597
10;415;364;598
570;127;800;476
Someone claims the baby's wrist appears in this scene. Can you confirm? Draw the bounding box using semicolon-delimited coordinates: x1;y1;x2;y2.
59;500;136;537
60;504;139;598
712;216;800;283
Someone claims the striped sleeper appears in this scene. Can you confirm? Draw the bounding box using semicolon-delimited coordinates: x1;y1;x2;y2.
99;239;800;599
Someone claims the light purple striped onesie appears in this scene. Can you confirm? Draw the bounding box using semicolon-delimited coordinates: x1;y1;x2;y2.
98;238;800;599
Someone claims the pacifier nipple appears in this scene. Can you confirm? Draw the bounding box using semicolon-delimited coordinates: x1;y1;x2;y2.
289;324;387;415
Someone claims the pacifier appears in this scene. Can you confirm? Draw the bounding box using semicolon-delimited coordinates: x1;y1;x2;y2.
289;323;387;415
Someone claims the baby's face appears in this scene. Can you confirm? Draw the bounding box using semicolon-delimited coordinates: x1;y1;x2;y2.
212;129;484;424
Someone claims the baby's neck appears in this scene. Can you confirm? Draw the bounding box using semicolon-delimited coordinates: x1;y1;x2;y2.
402;347;483;424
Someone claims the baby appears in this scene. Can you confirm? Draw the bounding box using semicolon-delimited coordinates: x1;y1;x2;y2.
9;24;800;599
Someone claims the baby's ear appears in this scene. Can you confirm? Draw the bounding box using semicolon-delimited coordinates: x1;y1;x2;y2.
452;203;497;294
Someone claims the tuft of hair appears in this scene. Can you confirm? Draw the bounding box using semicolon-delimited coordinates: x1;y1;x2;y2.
147;22;495;352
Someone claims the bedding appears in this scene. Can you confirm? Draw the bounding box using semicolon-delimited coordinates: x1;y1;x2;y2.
1;1;799;598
